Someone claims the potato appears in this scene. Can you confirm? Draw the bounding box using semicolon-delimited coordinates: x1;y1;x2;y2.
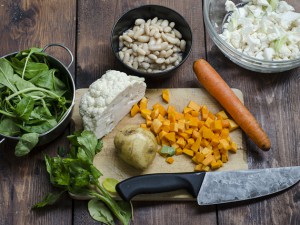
114;125;158;170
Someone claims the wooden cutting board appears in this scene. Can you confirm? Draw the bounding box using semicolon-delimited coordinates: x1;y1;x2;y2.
71;88;248;200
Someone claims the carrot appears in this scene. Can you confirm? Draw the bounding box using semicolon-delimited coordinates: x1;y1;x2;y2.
193;59;271;151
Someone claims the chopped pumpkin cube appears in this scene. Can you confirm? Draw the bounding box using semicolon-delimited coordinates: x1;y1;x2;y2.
165;132;176;143
175;148;183;155
166;157;174;164
150;108;160;119
141;109;152;118
201;105;209;120
130;103;140;117
187;100;201;111
202;154;214;166
211;120;223;132
151;119;162;134
153;103;167;117
228;119;239;131
216;110;228;119
139;97;148;110
162;89;170;103
183;148;194;157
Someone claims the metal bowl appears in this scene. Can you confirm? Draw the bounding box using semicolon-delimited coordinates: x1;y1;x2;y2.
0;44;75;147
111;5;193;79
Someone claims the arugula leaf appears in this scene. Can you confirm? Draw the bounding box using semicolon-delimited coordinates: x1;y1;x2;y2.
15;96;35;121
0;117;20;136
88;199;115;225
15;132;39;156
32;191;66;208
0;59;17;92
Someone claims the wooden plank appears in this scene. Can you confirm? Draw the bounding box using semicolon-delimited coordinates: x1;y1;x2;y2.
0;0;76;224
204;0;300;224
72;88;248;200
74;0;214;224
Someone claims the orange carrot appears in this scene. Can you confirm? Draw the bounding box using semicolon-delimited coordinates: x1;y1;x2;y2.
193;59;271;151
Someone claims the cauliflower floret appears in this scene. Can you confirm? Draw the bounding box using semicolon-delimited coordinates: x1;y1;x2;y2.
220;0;300;61
79;70;146;138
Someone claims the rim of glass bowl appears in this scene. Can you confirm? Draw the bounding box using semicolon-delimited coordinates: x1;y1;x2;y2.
203;0;300;69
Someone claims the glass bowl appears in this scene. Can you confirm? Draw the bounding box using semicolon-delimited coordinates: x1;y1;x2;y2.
203;0;300;73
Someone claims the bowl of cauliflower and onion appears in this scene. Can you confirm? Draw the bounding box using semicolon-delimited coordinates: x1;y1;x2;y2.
203;0;300;73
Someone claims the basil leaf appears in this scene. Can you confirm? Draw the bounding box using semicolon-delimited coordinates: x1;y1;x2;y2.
0;58;17;92
15;96;35;121
15;132;39;156
32;191;66;208
0;118;20;136
88;199;115;225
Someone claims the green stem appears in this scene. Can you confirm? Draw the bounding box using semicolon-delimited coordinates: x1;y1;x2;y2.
92;190;128;225
6;87;60;101
0;109;16;117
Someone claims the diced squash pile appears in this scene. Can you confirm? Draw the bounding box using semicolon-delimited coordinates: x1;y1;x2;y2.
130;89;239;172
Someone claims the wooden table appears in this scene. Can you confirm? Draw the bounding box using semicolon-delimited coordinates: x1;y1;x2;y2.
0;1;299;224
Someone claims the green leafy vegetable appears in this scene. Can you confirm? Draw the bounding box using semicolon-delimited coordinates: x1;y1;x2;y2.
33;130;132;225
88;199;115;225
0;47;72;156
160;145;175;156
15;133;39;157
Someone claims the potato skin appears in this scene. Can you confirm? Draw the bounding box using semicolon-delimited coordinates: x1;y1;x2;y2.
114;125;158;170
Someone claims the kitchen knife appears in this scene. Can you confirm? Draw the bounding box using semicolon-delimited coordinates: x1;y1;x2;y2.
116;166;300;205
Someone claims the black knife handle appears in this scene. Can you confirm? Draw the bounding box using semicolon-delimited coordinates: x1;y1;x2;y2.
116;172;206;201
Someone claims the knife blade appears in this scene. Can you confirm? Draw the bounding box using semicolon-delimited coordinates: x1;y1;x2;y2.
116;166;300;205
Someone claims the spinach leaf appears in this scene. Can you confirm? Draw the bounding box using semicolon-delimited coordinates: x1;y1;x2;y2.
15;132;39;157
32;191;66;208
30;69;66;96
0;117;20;136
88;199;115;225
0;58;17;92
18;119;57;134
15;96;35;121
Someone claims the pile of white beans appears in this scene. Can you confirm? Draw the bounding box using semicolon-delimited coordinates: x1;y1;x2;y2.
118;17;186;73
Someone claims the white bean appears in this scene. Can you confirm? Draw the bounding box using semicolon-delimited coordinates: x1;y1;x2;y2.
169;22;175;28
144;23;150;35
164;26;172;33
133;61;139;69
137;35;150;43
137;47;146;56
141;62;150;69
160;50;167;58
124;53;130;63
154;32;161;39
165;49;173;58
173;29;182;39
118;51;124;60
153;51;160;56
133;28;144;39
148;54;158;60
135;19;145;26
149;44;162;51
151;17;158;25
122;35;133;43
161;20;169;27
137;55;145;62
156;58;165;64
166;35;178;45
180;40;186;52
160;42;169;50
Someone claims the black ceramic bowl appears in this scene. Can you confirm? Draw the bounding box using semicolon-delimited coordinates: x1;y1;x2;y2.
111;5;193;79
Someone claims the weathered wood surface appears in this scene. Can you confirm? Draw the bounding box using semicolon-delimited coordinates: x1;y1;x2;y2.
0;0;299;225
